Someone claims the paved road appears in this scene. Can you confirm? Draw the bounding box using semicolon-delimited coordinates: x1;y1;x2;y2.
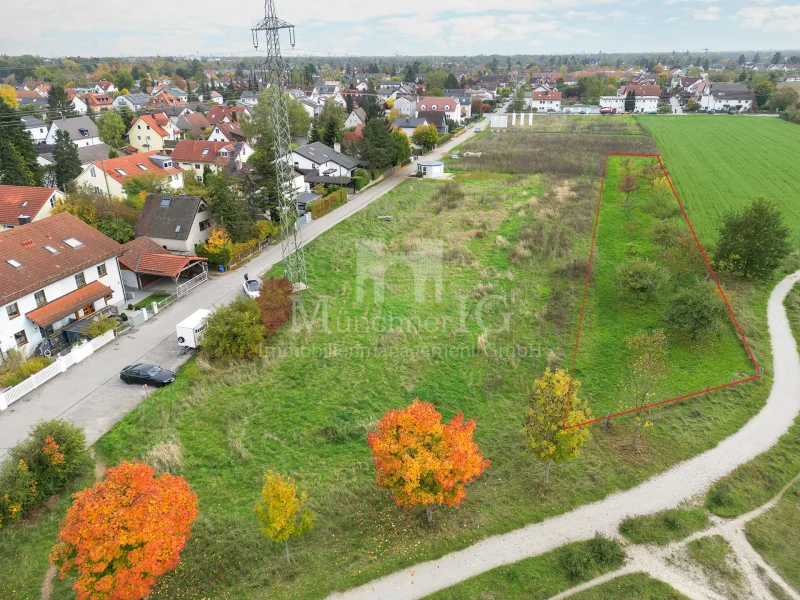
329;270;800;600
0;119;486;458
670;96;683;114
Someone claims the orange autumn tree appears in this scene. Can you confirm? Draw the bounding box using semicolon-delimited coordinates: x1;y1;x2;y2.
50;461;199;600
368;399;489;523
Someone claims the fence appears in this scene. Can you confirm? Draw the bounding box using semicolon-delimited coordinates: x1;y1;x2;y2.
228;238;275;270
0;329;116;410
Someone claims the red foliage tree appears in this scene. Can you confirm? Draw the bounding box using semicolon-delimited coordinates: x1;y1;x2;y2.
50;461;199;600
618;174;640;218
367;399;489;522
256;277;294;337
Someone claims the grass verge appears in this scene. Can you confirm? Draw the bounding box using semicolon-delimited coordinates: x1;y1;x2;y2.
132;294;170;310
424;536;624;600
619;507;709;545
686;535;745;595
567;572;689;599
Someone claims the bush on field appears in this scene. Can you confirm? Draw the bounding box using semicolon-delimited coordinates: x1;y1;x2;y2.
255;220;280;242
0;353;53;387
0;419;90;527
558;534;624;581
231;239;259;264
310;189;348;219
353;176;367;191
354;168;371;182
201;297;263;362
84;316;117;339
257;277;294;338
437;133;453;145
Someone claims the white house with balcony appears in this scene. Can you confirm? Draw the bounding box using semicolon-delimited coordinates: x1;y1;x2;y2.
74;152;183;199
414;97;463;123
0;213;124;358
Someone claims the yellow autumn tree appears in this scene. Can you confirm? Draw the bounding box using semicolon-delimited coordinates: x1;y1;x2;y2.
198;225;233;267
0;84;18;109
523;368;591;486
255;470;314;562
386;97;395;109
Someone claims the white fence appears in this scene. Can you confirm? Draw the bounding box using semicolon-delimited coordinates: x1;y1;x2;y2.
0;329;116;410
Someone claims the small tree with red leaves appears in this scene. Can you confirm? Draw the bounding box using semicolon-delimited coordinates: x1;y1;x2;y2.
50;461;199;600
618;174;639;219
367;399;489;523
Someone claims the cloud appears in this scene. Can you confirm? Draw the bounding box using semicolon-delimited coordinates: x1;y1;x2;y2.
663;0;716;4
734;4;800;31
665;16;680;22
693;6;721;20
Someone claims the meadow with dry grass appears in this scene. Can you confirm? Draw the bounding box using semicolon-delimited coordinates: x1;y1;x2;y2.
2;117;793;600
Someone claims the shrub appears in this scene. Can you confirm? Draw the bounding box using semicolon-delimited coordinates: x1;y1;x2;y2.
664;284;725;340
0;355;53;387
587;533;625;565
354;167;371;182
353;176;367;191
0;419;90;527
254;220;280;242
231;238;258;264
195;226;233;267
437;133;453;145
310;189;348;219
558;544;595;581
83;316;117;339
257;277;294;338
201;297;263;362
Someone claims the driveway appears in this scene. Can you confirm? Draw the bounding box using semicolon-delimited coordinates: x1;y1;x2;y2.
670;96;683;114
329;270;800;600
0;118;487;459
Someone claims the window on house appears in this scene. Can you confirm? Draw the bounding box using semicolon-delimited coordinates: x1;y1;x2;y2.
21;201;28;208
6;302;20;319
34;289;47;306
75;273;86;288
90;167;96;177
115;168;128;176
137;164;148;171
97;264;107;277
164;161;172;168
160;198;171;207
50;196;55;208
137;124;141;129
63;237;83;248
44;245;58;254
175;225;182;233
146;136;150;141
14;330;28;347
7;259;22;268
196;176;202;182
201;149;210;155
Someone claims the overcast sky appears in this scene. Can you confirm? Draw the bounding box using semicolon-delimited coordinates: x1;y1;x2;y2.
2;0;799;58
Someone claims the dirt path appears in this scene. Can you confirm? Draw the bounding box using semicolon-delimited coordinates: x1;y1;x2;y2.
40;449;107;600
329;270;800;600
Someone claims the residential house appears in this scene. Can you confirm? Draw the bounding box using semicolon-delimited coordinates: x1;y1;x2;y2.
38;144;113;170
118;236;208;291
238;90;259;107
315;85;346;107
174;112;211;138
414;110;448;134
414;97;463;123
74;151;184;198
15;90;48;111
133;195;211;254
206;105;249;125
45;117;101;148
127;114;181;153
65;89;88;115
0;185;63;231
392;94;417;117
94;80;116;95
599;94;658;113
112;93;151;111
0;213;125;357
146;92;185;109
21;116;48;144
290;141;360;178
700;83;755;112
526;91;562;112
207;122;246;143
618;84;662;98
344;108;367;128
171;139;253;182
203;90;224;104
392;117;429;140
82;92;113;113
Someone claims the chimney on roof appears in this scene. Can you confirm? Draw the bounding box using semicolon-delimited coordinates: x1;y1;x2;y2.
18;215;31;225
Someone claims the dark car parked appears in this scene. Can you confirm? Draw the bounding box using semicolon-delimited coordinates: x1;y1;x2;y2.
120;363;176;387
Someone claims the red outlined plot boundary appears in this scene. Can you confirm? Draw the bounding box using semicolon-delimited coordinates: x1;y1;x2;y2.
563;152;760;430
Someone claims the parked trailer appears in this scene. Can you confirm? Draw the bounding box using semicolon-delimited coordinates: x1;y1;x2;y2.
176;309;211;349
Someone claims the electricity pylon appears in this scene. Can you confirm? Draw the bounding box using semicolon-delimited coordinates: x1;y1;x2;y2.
252;0;307;288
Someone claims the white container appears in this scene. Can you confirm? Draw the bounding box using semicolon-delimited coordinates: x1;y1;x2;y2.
176;309;211;348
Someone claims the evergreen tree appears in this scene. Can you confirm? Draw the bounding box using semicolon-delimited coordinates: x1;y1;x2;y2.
359;82;382;121
345;94;354;113
0;99;43;186
360;118;395;171
444;73;460;89
309;120;321;143
206;172;254;243
322;117;341;147
52;130;82;191
47;84;76;120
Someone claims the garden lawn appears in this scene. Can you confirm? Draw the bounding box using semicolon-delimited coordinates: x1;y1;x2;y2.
1;123;788;599
567;572;689;599
638;115;800;245
132;294;171;310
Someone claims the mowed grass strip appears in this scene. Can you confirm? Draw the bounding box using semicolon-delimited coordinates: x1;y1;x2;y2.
568;572;689;600
619;507;710;545
638;115;800;245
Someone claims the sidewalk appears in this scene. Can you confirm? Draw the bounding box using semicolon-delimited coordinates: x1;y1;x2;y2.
0;121;486;458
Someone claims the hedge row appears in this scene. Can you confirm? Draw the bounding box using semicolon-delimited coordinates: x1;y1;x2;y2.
0;420;90;528
310;189;348;219
0;355;53;388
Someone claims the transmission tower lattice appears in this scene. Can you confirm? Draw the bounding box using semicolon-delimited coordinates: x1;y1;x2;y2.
252;0;307;288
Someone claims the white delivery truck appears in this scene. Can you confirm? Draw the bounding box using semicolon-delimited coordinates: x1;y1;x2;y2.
176;309;211;349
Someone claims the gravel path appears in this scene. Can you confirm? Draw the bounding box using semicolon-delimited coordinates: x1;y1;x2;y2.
329;270;800;600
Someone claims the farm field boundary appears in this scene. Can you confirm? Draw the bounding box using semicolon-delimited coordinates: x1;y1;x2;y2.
564;152;760;429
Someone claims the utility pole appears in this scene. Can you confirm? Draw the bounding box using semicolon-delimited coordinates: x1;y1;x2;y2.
251;0;307;289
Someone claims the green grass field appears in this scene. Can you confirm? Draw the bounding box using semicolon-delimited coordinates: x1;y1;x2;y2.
619;507;710;545
0;117;794;599
568;573;688;599
638;116;800;245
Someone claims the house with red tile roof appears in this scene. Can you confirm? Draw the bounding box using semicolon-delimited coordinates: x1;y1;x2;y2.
526;90;562;112
206;105;249;125
145;92;185;109
171;140;253;182
74;151;184;199
0;213;125;357
118;236;207;291
207;122;246;143
414;96;464;123
127;114;182;152
0;185;64;231
82;92;113;113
